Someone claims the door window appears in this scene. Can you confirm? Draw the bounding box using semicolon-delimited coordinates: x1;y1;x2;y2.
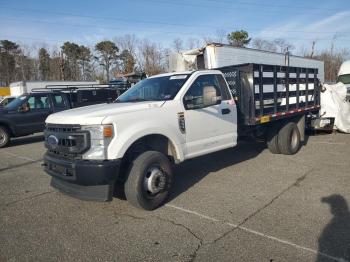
216;75;232;100
27;95;49;110
184;74;221;109
53;94;65;109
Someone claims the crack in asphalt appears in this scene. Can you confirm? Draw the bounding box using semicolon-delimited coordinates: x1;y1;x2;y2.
154;216;203;262
112;211;204;261
233;170;311;228
190;168;314;260
3;190;55;207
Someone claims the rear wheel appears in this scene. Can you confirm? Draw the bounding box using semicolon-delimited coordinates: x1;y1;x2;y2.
0;126;10;148
278;122;301;155
266;124;281;154
124;151;173;210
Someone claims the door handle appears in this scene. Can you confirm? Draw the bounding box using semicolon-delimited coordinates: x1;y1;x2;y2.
221;108;231;115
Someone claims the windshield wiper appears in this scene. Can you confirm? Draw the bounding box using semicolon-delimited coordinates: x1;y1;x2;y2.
115;98;148;103
129;98;148;102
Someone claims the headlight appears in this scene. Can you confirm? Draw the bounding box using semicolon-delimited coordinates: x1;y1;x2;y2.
81;124;114;160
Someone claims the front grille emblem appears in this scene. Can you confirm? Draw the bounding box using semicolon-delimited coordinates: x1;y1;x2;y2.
47;135;59;148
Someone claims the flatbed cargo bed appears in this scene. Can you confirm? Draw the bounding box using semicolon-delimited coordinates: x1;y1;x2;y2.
217;63;321;126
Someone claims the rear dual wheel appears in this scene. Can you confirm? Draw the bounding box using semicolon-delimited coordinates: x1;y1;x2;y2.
267;124;281;154
267;122;301;155
278;122;301;155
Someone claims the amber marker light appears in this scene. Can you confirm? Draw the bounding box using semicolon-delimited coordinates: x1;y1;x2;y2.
103;125;113;138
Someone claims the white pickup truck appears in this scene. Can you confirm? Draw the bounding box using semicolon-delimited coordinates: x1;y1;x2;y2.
43;63;321;210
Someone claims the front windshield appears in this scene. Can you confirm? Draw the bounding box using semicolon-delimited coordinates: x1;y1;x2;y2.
0;97;15;107
117;74;190;103
338;74;350;85
4;95;27;110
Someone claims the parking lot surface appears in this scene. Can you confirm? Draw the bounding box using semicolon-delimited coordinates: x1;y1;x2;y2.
0;133;349;262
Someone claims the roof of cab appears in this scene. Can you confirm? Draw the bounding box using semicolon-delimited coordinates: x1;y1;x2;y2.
148;70;222;78
148;71;194;78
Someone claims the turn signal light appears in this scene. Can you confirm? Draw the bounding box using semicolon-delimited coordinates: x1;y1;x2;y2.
103;125;113;138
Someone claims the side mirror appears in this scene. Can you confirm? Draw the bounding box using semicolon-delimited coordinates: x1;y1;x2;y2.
203;86;221;107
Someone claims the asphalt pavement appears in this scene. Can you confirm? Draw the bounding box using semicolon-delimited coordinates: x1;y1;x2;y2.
0;132;349;262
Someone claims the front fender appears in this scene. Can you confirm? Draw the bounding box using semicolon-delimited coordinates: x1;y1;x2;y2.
108;122;185;162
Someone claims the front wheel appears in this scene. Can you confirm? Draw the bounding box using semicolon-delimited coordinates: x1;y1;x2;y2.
0;126;10;148
124;151;173;210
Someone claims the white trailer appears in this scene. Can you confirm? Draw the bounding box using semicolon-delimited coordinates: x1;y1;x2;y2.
169;43;325;83
9;81;100;96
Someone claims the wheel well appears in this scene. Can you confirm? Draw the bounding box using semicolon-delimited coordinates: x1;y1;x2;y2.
124;134;178;163
116;134;178;184
0;123;13;137
265;115;305;140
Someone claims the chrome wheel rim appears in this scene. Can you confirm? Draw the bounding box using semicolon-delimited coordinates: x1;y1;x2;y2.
143;166;166;195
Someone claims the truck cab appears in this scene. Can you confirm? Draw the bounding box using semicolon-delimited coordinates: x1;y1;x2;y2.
43;70;238;209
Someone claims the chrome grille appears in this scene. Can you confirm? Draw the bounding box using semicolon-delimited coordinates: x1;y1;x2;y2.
44;124;90;160
46;124;81;133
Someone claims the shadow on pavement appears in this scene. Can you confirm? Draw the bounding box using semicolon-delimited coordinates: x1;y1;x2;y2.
167;140;265;202
0;159;42;172
317;194;350;262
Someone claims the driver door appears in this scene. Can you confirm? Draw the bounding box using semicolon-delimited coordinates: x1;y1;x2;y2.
10;94;51;135
183;74;236;159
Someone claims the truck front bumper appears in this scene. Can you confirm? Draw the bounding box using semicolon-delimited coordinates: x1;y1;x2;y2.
43;153;121;201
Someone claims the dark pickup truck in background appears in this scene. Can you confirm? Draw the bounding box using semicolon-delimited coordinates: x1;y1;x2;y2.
0;86;122;148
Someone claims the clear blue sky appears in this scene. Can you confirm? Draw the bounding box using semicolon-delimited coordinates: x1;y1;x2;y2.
0;0;349;53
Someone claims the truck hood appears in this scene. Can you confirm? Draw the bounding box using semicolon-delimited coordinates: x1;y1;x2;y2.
46;101;165;125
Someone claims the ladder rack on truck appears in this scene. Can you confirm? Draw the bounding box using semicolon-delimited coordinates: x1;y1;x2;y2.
31;85;121;107
217;63;321;127
33;83;128;94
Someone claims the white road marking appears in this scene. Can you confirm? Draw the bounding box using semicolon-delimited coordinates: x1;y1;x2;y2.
310;141;346;145
166;204;346;262
0;151;38;162
166;204;219;222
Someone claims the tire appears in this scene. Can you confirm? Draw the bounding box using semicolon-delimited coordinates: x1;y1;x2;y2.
278;122;301;155
0;126;10;148
266;124;281;154
124;151;173;210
